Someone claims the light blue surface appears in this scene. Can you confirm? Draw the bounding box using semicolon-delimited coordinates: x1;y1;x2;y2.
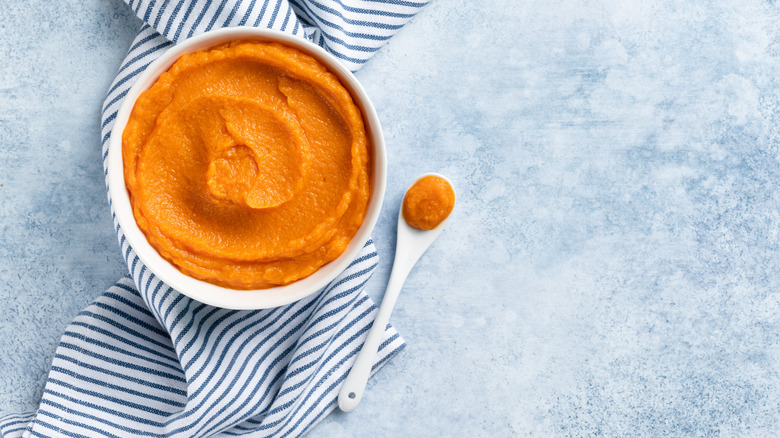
1;0;779;436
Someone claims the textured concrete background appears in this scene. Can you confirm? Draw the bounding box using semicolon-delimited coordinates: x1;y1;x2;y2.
2;0;780;436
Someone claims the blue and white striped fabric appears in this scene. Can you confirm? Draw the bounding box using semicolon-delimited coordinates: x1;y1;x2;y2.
0;0;428;436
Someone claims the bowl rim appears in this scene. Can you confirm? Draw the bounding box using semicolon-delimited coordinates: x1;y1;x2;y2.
107;27;386;310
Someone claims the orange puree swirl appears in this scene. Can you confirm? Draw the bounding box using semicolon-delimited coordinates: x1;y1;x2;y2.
402;176;455;230
122;42;370;289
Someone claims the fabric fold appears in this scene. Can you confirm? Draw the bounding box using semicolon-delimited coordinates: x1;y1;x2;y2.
127;0;427;70
1;0;428;436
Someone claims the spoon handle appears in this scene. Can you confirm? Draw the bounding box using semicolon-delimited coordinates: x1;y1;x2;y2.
337;257;412;412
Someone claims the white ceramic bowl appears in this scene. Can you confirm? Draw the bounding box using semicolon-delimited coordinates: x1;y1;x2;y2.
107;27;386;310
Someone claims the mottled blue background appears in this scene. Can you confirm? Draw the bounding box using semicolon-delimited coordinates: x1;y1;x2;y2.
2;0;780;436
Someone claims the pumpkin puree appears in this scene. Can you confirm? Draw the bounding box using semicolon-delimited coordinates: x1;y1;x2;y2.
402;176;455;230
123;41;371;289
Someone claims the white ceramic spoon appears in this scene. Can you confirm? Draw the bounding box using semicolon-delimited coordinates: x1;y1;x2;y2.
338;172;455;412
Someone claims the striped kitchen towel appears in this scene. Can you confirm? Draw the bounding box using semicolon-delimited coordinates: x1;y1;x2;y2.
0;0;428;436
